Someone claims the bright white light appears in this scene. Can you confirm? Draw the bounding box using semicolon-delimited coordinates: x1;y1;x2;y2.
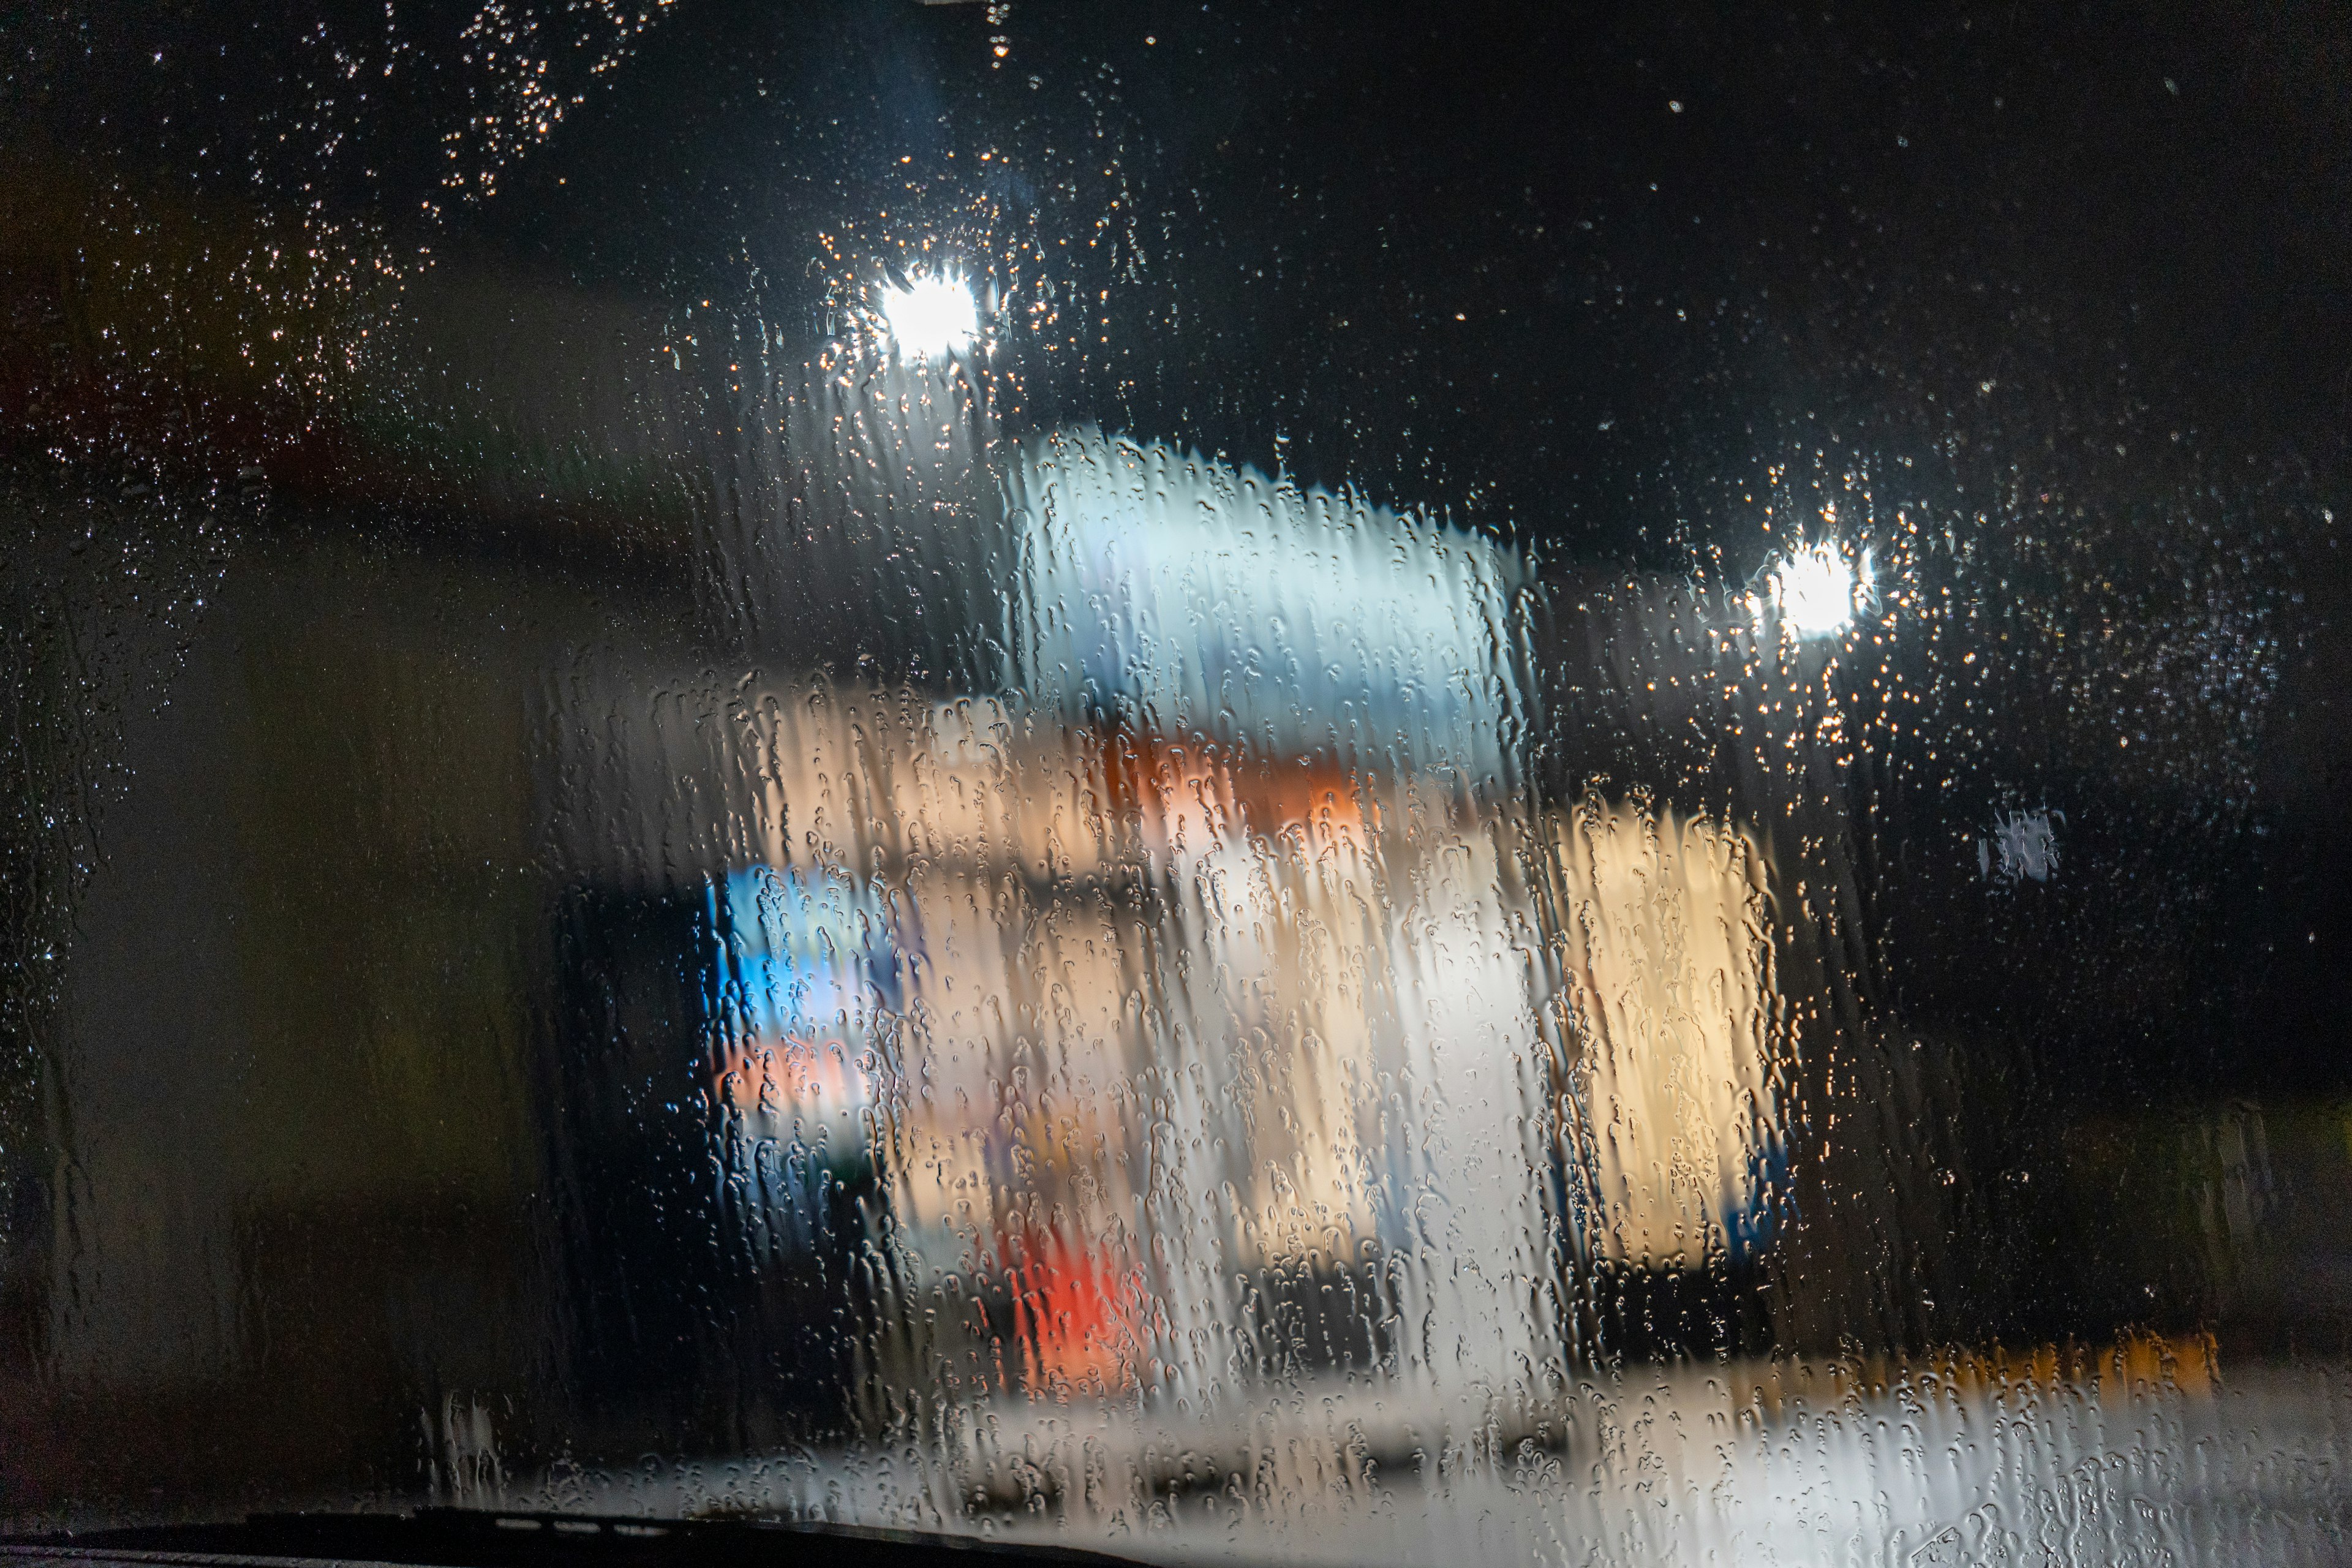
876;273;978;359
1762;540;1865;639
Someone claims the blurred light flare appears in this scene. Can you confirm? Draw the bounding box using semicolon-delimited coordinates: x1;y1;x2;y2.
876;273;978;358
1760;539;1869;639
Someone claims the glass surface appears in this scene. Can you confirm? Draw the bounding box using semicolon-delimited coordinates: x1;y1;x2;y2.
4;2;2349;1562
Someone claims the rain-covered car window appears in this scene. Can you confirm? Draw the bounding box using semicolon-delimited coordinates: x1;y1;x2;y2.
4;2;2350;1562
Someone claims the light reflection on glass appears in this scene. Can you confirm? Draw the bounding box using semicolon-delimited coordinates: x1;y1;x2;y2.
1757;538;1868;640
876;273;979;359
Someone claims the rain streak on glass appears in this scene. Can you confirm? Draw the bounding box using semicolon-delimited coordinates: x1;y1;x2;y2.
2;5;2348;1568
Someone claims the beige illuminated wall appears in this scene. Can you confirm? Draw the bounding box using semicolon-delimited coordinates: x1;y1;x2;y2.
1543;795;1781;1271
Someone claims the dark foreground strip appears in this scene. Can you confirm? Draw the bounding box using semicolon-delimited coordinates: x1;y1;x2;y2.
2;1510;1148;1568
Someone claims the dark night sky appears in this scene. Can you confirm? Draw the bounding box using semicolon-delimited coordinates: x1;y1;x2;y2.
20;1;2350;513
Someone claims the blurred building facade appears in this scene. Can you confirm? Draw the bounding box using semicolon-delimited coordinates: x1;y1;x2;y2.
11;273;2328;1524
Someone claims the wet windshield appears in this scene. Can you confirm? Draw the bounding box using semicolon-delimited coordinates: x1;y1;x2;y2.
4;3;2349;1563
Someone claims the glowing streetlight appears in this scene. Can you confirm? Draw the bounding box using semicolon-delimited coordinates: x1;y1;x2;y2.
1756;539;1868;640
876;273;978;360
